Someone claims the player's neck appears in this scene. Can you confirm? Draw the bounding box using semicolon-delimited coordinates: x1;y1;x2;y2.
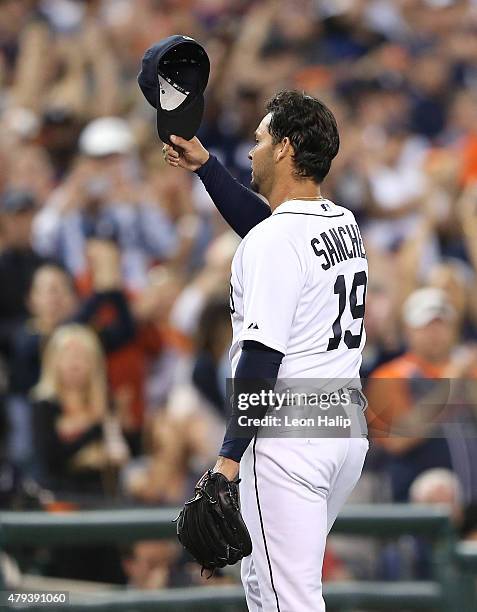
267;180;323;211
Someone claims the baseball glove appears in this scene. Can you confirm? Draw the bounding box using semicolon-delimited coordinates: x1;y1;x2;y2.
175;470;252;574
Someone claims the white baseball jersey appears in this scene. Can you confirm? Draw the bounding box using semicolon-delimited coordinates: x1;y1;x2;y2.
231;198;369;612
229;198;367;384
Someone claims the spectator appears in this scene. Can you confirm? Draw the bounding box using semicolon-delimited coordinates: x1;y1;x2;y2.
361;126;428;253
366;287;477;502
408;468;465;577
10;244;136;398
427;259;477;339
410;468;464;525
31;324;128;497
33;117;178;291
122;403;222;504
191;297;233;418
121;540;182;589
8;245;137;460
123;297;231;505
408;52;449;140
0;191;47;362
134;264;187;414
10;264;77;396
3;144;55;205
361;250;404;377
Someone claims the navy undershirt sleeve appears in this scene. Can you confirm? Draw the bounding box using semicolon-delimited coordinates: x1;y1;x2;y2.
219;340;284;462
195;155;271;238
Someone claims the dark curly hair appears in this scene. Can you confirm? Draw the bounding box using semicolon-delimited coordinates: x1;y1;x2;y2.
266;90;340;184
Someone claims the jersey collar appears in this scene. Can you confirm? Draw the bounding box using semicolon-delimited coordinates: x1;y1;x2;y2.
271;198;335;215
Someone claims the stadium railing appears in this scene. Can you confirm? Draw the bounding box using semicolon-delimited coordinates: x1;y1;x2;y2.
455;541;477;612
0;505;473;611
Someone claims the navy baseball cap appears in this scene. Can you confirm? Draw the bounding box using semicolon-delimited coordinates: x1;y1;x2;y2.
138;35;210;145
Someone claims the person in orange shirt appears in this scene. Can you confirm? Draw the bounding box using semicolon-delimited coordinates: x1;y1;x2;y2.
366;287;477;501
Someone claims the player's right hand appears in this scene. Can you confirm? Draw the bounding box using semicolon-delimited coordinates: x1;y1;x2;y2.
162;135;209;172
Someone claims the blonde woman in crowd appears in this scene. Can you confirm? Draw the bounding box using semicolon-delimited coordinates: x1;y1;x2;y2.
32;324;128;498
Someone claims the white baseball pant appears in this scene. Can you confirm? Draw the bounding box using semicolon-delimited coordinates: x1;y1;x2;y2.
239;435;369;612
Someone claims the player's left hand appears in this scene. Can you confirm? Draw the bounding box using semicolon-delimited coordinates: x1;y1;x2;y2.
175;469;252;574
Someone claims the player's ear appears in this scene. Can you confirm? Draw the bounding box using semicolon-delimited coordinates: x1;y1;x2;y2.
275;137;291;163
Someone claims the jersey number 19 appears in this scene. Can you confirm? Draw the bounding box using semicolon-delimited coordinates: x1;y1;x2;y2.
327;271;367;351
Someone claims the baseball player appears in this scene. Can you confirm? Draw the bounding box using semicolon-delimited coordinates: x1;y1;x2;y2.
165;90;369;612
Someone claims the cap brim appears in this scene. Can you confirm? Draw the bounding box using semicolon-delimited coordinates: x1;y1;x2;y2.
405;307;454;328
156;93;204;145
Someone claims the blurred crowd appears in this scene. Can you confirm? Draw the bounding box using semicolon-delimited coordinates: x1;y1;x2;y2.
1;0;477;590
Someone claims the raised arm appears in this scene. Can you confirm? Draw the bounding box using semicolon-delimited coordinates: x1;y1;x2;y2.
164;135;271;238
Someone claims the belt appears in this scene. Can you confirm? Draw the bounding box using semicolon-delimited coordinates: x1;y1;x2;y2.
279;387;368;410
346;388;368;412
277;387;369;438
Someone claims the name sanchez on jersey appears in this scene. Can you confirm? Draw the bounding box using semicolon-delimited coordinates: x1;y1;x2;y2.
311;223;366;270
